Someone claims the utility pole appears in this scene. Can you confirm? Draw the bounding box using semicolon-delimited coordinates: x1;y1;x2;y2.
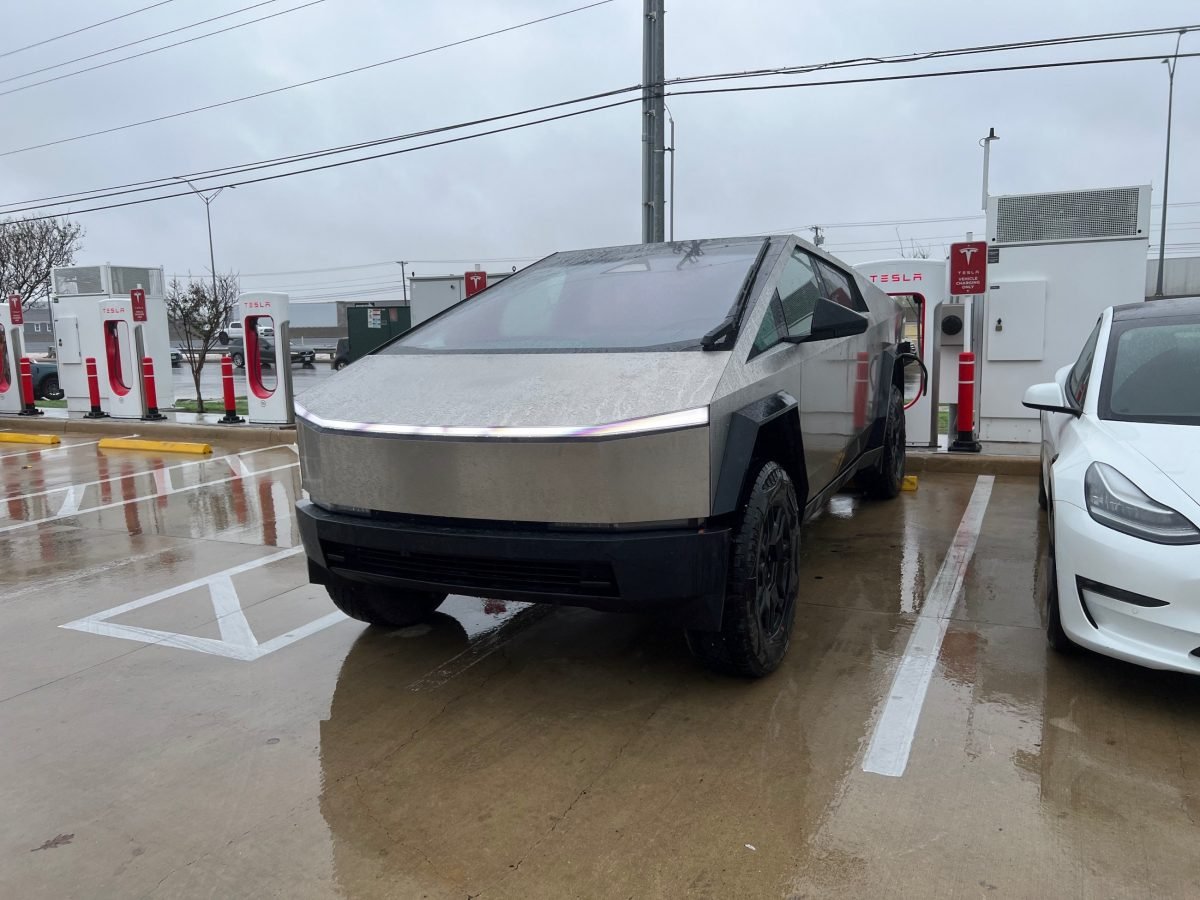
810;226;825;248
666;106;676;242
1155;31;1185;298
641;0;665;243
396;260;408;305
174;177;233;307
980;127;999;211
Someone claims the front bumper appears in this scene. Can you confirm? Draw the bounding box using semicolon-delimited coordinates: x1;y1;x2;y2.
297;500;730;629
1054;500;1200;674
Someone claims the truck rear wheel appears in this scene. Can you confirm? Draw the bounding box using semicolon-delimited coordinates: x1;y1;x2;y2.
859;387;905;499
326;576;446;628
686;460;800;678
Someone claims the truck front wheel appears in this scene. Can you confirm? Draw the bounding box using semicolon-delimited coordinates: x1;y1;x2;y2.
686;460;800;678
325;576;446;628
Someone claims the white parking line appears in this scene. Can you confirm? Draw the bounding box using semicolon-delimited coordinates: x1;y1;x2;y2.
0;437;114;461
0;445;282;506
0;461;299;534
862;475;994;778
59;546;342;661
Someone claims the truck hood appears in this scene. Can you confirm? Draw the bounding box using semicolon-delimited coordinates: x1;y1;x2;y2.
295;351;731;431
1096;420;1200;507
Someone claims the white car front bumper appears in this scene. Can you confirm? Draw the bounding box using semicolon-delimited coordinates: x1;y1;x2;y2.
1054;500;1200;674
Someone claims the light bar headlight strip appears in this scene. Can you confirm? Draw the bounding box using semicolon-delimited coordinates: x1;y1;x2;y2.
293;402;709;439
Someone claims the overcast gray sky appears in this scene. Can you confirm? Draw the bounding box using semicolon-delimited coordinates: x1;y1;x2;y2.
2;0;1197;303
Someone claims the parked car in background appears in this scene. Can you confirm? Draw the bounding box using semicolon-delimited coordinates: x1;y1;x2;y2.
227;335;315;369
170;346;184;368
1025;296;1200;674
30;360;64;400
296;235;910;677
331;337;350;370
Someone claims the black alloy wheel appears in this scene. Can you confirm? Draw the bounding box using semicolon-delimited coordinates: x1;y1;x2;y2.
686;460;801;678
39;375;64;401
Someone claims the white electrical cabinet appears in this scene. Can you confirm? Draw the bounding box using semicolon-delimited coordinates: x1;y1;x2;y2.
978;186;1151;443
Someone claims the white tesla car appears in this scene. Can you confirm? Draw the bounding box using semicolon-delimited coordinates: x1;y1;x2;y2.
1023;297;1200;673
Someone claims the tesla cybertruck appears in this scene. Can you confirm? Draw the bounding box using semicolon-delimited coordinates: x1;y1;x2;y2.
296;236;911;676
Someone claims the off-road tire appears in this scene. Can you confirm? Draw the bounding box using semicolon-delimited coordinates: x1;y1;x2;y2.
686;460;801;678
326;577;446;628
38;375;64;401
859;387;906;499
231;351;245;368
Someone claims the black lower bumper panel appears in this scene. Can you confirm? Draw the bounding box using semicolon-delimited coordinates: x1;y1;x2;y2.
297;501;730;630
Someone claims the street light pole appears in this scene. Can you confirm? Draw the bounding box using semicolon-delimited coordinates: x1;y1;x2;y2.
1155;31;1185;299
175;177;232;304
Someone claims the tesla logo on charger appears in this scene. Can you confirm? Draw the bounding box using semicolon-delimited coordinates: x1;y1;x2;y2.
868;273;923;283
243;300;272;310
101;306;128;315
465;271;487;297
950;241;988;295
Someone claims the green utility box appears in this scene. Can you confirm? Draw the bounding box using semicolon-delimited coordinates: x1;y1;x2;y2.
346;305;412;362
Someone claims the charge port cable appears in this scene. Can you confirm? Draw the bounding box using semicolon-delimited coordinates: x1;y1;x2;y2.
897;340;928;405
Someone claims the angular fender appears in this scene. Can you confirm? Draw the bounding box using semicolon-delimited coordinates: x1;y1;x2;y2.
711;392;806;517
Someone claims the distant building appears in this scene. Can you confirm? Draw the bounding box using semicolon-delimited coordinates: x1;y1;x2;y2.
410;272;514;325
20;306;53;354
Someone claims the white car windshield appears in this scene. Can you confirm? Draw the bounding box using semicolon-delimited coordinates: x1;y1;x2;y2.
1101;316;1200;425
387;238;767;352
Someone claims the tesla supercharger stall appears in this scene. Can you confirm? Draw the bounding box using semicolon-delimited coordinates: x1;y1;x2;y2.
49;265;173;419
0;294;27;414
238;292;294;426
855;259;946;448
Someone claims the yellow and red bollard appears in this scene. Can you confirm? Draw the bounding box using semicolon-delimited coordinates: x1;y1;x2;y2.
141;356;167;421
218;355;245;424
949;351;982;452
84;357;109;418
17;358;43;417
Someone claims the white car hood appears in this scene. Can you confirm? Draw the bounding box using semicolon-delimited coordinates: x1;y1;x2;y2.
1095;419;1200;507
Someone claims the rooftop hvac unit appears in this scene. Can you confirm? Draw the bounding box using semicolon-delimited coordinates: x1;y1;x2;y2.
987;185;1150;246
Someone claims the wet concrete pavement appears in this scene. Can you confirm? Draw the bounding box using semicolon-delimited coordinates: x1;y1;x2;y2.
1;438;1198;899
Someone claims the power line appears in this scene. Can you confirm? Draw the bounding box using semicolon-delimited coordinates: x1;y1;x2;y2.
0;0;617;159
0;0;287;87
0;0;329;99
0;18;1184;163
11;48;1200;222
0;0;181;60
240;257;538;278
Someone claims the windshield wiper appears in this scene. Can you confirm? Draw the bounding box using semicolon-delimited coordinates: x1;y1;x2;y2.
701;238;771;350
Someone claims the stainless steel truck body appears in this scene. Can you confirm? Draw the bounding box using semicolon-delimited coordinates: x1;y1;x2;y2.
296;236;908;675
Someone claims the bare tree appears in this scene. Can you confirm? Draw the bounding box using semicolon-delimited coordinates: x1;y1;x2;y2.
0;216;85;305
166;273;239;414
895;228;932;259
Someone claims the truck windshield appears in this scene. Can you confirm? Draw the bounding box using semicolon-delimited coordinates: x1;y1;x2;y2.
388;239;766;352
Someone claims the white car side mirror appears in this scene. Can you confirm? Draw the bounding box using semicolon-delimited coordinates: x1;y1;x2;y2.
1023;382;1080;417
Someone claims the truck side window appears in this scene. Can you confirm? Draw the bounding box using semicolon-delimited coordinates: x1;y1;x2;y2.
777;250;824;340
814;259;867;312
751;296;786;356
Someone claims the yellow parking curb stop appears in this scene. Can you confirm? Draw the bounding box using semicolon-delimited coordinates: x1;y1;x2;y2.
902;475;919;491
0;432;61;445
98;438;212;455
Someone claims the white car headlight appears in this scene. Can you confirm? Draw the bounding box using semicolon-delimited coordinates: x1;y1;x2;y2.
1084;462;1200;545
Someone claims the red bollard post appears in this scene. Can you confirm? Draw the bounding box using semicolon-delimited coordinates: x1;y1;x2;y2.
218;355;245;424
853;351;870;431
17;358;43;417
84;357;109;418
949;351;982;452
141;356;167;421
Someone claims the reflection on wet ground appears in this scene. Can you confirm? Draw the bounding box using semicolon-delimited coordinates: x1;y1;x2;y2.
1;442;1198;898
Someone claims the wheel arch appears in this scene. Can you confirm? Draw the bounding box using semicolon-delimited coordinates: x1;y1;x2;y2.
711;392;808;517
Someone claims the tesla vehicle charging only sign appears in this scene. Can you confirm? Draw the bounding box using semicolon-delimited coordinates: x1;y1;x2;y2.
131;289;147;322
465;271;487;297
8;294;22;324
949;242;988;295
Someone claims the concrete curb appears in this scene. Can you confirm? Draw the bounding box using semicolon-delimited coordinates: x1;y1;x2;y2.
908;451;1038;476
2;416;296;448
